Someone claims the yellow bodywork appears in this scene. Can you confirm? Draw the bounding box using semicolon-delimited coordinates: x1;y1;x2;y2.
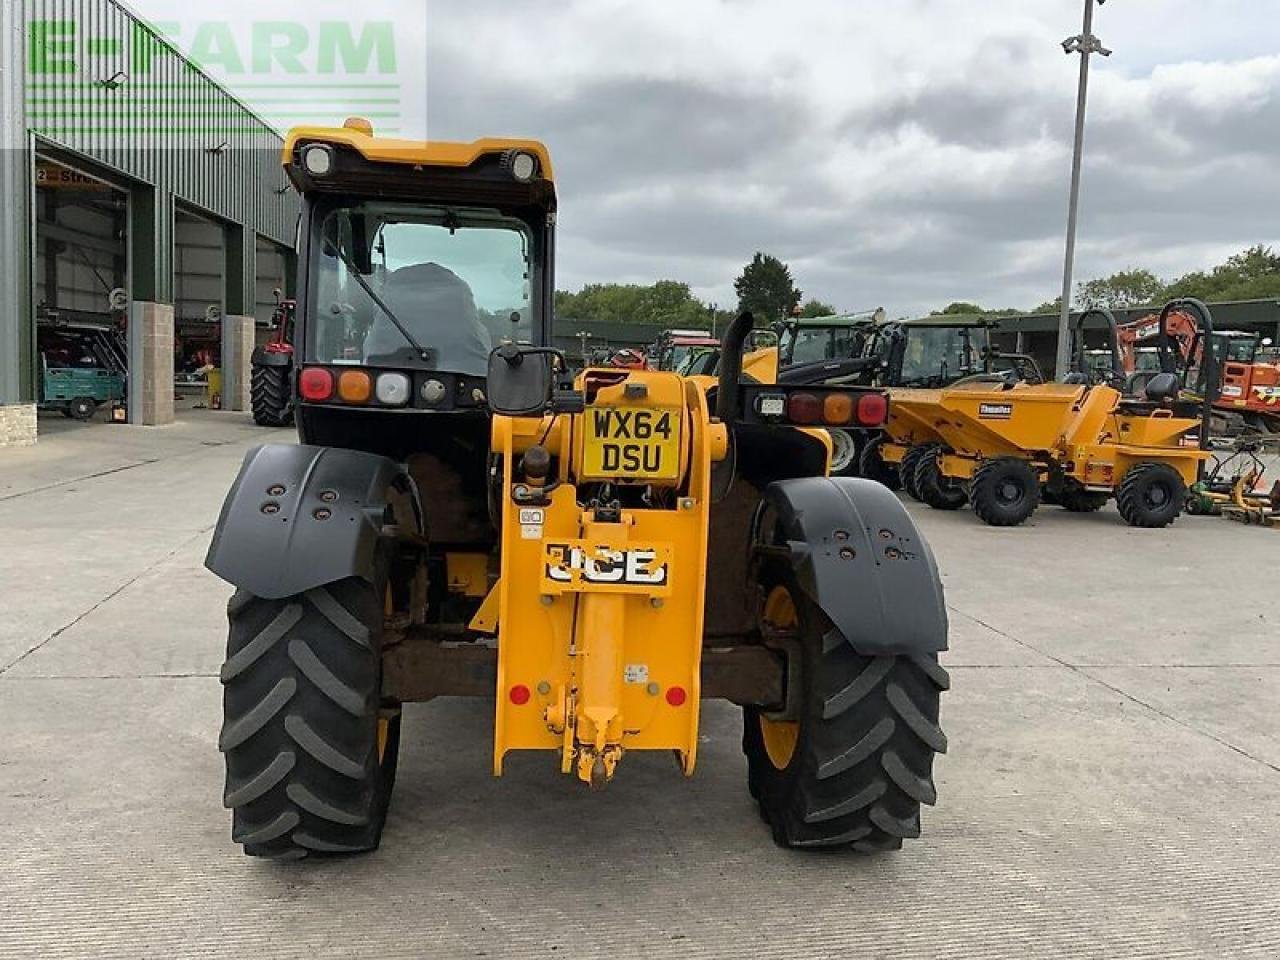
484;370;727;785
282;120;555;181
882;382;1209;490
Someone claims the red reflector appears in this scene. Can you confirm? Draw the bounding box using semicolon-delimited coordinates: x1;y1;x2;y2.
665;686;687;707
787;392;822;425
509;684;531;705
856;392;889;426
298;367;334;401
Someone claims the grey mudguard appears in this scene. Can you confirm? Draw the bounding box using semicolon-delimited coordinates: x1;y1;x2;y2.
762;476;948;655
205;444;419;599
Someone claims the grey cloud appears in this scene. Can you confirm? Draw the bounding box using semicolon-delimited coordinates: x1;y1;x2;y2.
422;8;1280;315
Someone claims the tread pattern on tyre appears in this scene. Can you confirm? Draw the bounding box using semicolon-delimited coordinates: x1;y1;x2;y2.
1115;462;1185;528
970;457;1040;526
220;578;393;859
1058;487;1108;513
913;449;967;511
250;362;293;427
744;571;947;852
900;444;939;501
857;435;901;491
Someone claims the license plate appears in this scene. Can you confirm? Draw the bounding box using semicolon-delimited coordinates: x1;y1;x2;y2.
582;406;681;480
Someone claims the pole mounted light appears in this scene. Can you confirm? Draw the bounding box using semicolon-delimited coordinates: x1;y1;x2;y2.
1054;0;1112;381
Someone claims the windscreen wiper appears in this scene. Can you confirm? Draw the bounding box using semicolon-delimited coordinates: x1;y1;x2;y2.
322;240;433;363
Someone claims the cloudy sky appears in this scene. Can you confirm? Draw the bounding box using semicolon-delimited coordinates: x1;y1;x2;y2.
130;0;1280;317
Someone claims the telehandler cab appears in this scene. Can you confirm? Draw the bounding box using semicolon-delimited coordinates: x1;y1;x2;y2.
205;122;949;859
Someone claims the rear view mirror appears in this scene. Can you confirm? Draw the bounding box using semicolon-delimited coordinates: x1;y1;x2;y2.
487;344;556;416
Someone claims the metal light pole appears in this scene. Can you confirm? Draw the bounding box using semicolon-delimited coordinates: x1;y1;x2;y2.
1054;0;1112;380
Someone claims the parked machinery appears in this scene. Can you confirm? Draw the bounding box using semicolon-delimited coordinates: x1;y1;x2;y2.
250;296;297;427
203;122;949;859
36;322;127;421
853;316;1045;489
880;301;1218;528
1117;307;1280;435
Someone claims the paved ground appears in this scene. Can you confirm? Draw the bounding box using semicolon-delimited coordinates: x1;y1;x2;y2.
2;412;1278;959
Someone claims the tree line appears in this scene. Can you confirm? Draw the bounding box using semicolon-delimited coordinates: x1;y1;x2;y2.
555;245;1280;327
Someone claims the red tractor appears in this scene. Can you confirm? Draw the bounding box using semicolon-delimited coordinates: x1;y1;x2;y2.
250;296;296;426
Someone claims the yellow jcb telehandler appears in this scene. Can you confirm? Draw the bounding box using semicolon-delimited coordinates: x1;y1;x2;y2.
204;122;949;858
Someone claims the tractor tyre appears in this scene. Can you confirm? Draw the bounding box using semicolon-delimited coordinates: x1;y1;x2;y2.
913;449;967;511
1058;486;1108;513
970;458;1040;527
1116;463;1186;528
219;571;400;859
68;397;97;421
857;435;901;491
900;444;938;501
251;362;294;427
827;429;861;477
743;566;947;851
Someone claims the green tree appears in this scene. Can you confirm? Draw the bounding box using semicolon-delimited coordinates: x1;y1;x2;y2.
931;301;984;316
1164;245;1280;302
1076;268;1165;309
1032;296;1063;315
734;252;802;323
798;298;837;318
555;281;710;326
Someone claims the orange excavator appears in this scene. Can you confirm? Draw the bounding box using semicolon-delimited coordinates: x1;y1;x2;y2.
1115;308;1280;434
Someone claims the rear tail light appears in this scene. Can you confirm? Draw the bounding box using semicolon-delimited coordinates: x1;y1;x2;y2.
375;372;411;406
298;367;334;401
823;393;854;425
856;393;888;426
337;370;373;403
787;392;822;424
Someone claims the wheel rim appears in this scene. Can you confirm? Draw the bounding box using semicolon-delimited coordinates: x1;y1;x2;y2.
376;716;390;763
997;478;1023;505
1146;482;1170;508
759;585;800;770
828;429;855;472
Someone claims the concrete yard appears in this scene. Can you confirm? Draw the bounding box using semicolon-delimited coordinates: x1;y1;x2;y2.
2;412;1278;960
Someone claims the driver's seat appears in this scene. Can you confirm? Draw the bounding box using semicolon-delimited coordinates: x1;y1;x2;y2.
1143;372;1181;403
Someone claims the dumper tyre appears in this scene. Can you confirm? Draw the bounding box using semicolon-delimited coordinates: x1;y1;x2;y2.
1116;462;1185;528
67;397;97;421
900;444;938;501
743;562;947;851
1058;486;1108;513
913;449;967;510
219;564;400;860
970;457;1039;526
251;362;294;427
856;435;900;491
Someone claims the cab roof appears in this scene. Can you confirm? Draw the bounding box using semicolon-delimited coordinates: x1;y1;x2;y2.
282;124;554;181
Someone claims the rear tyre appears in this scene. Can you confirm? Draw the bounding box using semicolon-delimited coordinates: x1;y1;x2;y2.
251;361;294;427
219;571;400;859
1115;463;1185;528
970;457;1040;526
900;444;938;501
857;435;901;491
68;397;97;421
743;569;947;851
1058;485;1108;513
913;449;967;510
